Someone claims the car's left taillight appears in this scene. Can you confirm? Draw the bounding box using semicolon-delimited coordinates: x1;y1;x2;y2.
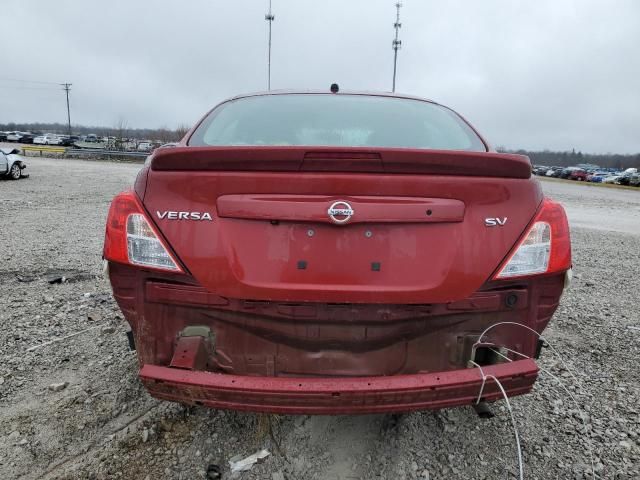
103;191;182;272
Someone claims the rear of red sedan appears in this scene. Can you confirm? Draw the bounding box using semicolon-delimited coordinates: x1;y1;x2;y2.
103;91;571;414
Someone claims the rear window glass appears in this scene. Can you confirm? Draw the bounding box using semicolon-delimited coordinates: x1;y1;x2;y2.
189;94;486;152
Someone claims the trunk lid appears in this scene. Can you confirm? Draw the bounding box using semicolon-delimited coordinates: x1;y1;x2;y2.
142;146;540;304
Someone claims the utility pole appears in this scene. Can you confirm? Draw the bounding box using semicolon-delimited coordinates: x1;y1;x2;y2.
392;2;402;93
265;0;275;90
61;83;72;135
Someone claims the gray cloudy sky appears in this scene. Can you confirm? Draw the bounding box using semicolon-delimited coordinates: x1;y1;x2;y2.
2;0;639;153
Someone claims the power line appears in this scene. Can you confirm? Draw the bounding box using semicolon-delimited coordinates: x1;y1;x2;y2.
0;77;61;86
265;0;275;90
392;2;403;93
0;79;73;135
0;85;61;91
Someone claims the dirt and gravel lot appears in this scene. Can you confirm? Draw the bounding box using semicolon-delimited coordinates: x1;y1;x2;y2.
0;157;638;480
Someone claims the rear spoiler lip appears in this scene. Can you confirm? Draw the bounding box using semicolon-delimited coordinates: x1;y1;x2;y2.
150;146;532;179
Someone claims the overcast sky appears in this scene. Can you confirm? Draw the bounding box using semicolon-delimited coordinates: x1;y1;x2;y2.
2;0;638;153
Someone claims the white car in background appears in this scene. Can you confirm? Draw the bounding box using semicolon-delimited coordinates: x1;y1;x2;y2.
137;141;153;152
34;134;61;145
6;131;25;142
602;174;623;184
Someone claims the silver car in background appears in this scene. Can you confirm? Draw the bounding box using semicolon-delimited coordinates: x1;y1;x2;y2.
0;147;28;179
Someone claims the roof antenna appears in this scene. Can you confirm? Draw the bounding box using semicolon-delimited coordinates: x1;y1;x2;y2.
392;2;403;92
265;0;275;90
330;83;339;93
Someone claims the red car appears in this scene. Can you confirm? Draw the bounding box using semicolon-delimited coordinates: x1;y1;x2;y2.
103;90;572;414
569;169;588;181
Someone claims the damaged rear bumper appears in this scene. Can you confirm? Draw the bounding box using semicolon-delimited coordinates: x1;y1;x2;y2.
139;359;538;415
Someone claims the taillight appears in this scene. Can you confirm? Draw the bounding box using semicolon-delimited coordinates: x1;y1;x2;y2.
494;198;571;279
103;191;182;272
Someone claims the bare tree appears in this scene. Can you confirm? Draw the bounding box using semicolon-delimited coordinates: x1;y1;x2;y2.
156;126;174;144
112;117;129;150
174;124;190;142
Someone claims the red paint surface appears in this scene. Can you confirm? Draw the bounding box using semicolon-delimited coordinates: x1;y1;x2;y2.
151;146;532;178
140;359;538;414
141;169;542;304
216;194;465;225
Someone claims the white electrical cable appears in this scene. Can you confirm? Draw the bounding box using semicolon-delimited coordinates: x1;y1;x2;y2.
25;324;105;352
485;345;596;478
470;360;524;480
472;321;597;479
473;322;581;388
473;361;488;405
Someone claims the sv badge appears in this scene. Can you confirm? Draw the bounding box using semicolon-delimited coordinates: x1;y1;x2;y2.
485;217;508;227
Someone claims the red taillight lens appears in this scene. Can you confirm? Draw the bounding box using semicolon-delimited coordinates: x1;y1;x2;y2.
494;199;571;279
103;191;182;272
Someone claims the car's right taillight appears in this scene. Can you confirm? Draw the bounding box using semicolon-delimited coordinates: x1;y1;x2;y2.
103;191;182;272
494;198;571;279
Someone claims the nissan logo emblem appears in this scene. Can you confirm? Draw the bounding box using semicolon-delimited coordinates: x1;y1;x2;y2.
327;200;354;224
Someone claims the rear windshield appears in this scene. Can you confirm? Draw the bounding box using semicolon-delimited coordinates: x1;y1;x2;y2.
189;94;486;151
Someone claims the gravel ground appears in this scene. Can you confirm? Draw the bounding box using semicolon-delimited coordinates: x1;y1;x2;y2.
0;157;638;480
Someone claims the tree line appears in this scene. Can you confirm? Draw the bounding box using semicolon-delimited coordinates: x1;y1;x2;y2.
0;122;190;143
499;148;640;169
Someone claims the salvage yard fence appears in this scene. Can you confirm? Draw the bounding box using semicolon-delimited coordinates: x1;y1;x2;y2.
21;145;67;155
21;145;148;162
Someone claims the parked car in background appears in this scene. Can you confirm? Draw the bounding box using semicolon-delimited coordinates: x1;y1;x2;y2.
587;172;609;183
603;173;631;185
58;135;80;146
617;174;633;186
0;147;27;179
0;132;7;141
20;133;35;144
137;141;153;152
6;131;24;142
546;167;564;177
122;140;138;151
602;174;621;184
85;134;99;143
560;167;580;179
575;163;600;171
568;169;588;181
629;174;640;187
34;134;61;145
